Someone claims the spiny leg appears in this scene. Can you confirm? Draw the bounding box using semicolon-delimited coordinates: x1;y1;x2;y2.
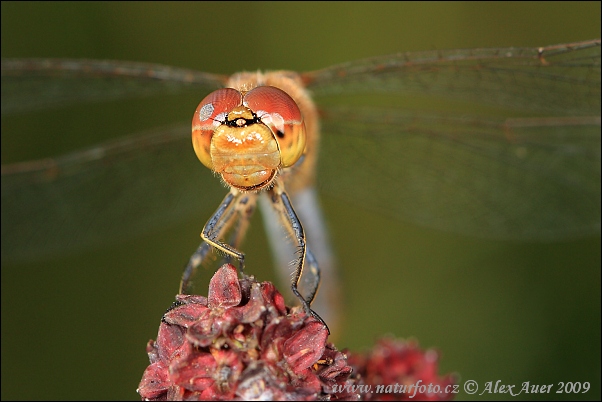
269;182;329;332
259;188;340;329
301;247;321;306
180;191;238;294
180;189;255;294
180;242;213;294
224;194;256;267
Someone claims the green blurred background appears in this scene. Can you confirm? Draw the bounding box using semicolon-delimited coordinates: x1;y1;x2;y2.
1;2;600;400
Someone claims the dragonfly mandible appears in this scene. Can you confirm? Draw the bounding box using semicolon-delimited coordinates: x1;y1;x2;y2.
1;39;600;330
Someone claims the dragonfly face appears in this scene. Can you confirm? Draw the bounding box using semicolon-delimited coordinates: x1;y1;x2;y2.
1;40;600;332
191;85;307;191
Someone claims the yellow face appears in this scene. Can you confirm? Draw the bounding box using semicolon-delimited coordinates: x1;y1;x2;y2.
192;86;307;191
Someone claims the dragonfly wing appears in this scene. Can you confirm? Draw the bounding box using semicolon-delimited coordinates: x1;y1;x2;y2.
308;40;600;241
1;124;226;263
317;107;600;241
1;58;228;115
1;59;229;263
304;40;601;116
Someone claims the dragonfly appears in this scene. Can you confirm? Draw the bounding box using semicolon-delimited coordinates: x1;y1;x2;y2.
2;40;600;329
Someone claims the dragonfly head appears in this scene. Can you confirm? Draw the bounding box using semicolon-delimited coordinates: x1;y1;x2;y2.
192;86;306;191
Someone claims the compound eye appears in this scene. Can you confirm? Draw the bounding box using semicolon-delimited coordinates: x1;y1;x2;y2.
243;86;306;168
192;88;242;169
196;88;242;125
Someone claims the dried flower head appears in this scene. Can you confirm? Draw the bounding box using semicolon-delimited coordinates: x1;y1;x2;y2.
138;264;359;400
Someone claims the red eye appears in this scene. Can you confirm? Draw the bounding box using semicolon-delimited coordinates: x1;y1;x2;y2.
243;86;306;168
195;88;242;127
192;88;242;170
243;86;303;132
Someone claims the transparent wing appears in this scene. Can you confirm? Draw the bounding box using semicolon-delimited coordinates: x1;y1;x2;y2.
317;108;600;240
1;124;227;263
1;59;228;263
304;40;600;116
308;40;601;240
1;58;227;115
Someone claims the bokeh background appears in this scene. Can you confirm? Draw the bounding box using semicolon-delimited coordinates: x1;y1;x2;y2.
1;2;600;400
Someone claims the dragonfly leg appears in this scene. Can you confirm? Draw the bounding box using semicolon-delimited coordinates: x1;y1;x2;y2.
224;194;257;266
180;242;213;294
303;247;321;305
179;189;256;294
270;182;329;333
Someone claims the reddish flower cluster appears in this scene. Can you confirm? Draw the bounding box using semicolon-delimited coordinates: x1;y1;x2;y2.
138;264;358;400
138;264;455;401
347;338;457;401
